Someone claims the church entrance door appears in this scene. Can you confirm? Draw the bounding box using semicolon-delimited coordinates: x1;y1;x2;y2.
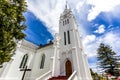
65;60;72;77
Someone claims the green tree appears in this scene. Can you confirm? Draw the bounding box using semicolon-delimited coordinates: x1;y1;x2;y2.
90;69;101;80
97;43;120;76
0;0;27;66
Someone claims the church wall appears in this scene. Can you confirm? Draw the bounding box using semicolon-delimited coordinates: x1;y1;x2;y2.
0;48;35;80
60;51;74;75
0;40;38;80
0;62;9;77
30;44;54;80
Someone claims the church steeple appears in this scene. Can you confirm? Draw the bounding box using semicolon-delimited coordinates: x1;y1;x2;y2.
60;2;72;21
65;1;68;10
57;2;93;80
64;1;71;11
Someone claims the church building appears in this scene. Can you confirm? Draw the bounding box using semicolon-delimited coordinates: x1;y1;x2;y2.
0;4;92;80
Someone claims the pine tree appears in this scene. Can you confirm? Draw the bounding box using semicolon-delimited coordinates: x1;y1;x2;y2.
97;43;120;76
0;0;27;66
90;69;101;80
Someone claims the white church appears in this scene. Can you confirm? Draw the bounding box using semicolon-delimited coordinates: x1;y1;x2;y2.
0;4;92;80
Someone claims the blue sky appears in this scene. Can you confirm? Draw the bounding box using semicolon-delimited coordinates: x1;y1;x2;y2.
23;12;53;45
25;0;120;72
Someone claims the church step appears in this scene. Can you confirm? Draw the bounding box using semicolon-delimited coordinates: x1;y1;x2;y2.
48;76;68;80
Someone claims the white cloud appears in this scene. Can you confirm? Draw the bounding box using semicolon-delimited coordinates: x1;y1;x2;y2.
102;32;120;54
83;35;96;44
75;1;84;13
83;30;120;58
89;63;98;73
83;35;98;57
26;0;88;35
87;0;120;21
94;25;105;34
26;0;120;36
26;0;66;34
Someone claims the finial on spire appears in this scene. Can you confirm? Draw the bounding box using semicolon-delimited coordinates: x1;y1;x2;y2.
65;1;68;9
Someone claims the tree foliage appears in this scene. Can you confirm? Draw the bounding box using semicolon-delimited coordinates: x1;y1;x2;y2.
97;43;120;76
0;0;27;65
90;69;101;80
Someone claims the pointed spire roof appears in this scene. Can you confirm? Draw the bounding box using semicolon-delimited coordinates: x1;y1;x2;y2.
64;1;71;11
60;1;72;19
65;1;68;9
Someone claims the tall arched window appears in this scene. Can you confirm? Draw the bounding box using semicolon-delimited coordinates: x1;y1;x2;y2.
40;54;45;69
67;19;69;24
64;32;66;45
67;30;71;44
65;20;67;25
19;54;28;69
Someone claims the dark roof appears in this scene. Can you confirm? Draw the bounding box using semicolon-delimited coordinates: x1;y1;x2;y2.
38;41;53;49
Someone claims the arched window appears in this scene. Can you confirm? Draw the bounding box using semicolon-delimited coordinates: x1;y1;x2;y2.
67;19;69;24
19;54;28;69
40;54;45;69
67;30;71;44
64;32;66;45
65;20;67;25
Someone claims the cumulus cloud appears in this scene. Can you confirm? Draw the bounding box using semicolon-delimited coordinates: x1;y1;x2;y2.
75;1;84;13
26;0;120;35
26;0;66;34
87;0;120;21
83;29;120;58
94;25;105;34
26;0;88;35
83;35;98;57
83;35;96;44
102;31;120;54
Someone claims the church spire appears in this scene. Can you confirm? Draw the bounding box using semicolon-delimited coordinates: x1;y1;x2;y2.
65;1;68;9
64;1;71;11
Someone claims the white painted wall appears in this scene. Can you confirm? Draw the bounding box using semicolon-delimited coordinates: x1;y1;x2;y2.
30;44;54;80
0;40;38;80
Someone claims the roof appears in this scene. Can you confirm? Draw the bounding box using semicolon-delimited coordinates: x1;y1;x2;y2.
39;41;53;49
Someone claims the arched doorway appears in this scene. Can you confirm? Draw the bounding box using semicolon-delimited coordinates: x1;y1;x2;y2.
65;60;72;77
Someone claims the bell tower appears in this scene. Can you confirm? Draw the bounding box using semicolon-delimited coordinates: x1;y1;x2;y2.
58;4;92;80
52;3;92;80
59;4;80;50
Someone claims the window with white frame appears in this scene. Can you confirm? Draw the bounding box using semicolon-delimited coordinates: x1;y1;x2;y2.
19;54;28;69
40;54;45;69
